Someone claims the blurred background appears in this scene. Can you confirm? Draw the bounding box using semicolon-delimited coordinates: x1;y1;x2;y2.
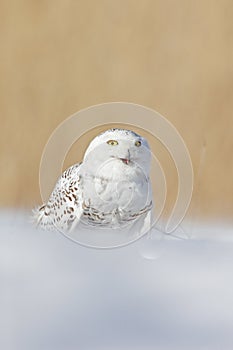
1;2;233;350
0;0;232;222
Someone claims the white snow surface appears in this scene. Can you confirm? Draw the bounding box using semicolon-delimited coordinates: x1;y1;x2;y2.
1;210;233;350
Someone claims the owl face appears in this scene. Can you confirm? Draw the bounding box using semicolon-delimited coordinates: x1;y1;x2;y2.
83;129;151;176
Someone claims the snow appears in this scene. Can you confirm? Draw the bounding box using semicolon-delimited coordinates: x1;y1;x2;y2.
1;210;233;350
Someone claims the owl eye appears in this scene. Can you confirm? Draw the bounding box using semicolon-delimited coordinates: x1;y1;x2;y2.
135;140;142;147
107;139;118;146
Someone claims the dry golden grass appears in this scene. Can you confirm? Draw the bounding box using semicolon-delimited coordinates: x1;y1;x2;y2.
0;1;232;222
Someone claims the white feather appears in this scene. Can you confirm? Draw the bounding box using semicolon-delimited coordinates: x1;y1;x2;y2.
34;129;153;234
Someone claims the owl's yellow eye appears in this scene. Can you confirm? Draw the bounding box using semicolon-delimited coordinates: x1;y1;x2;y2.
135;140;142;147
107;139;118;146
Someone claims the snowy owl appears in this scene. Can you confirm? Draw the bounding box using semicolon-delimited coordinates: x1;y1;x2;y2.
34;128;153;235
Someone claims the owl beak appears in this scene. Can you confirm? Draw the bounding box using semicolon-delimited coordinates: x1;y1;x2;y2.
120;158;130;165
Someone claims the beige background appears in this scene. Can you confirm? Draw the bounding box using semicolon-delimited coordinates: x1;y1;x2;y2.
0;1;232;223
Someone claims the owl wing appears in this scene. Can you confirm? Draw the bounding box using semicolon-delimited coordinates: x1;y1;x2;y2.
33;162;83;233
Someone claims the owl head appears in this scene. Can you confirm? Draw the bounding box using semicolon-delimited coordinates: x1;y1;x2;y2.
83;128;151;177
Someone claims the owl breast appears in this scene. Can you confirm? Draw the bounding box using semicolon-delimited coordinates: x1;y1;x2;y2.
80;171;153;228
